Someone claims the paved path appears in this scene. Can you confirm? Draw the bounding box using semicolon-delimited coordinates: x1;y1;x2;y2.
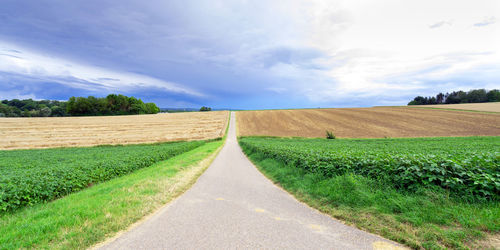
101;112;402;249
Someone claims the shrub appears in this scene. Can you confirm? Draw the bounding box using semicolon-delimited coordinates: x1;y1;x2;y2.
326;130;336;139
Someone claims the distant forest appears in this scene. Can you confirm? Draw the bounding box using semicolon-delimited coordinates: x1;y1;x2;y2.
408;89;500;105
0;94;160;117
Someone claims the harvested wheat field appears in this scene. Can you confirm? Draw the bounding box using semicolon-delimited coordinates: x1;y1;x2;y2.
410;102;500;113
0;111;229;150
237;107;500;138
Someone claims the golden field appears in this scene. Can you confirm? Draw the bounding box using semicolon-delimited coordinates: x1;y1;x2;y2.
0;111;229;150
411;102;500;113
236;107;500;138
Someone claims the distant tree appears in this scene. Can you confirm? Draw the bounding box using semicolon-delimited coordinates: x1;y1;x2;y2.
467;89;488;103
66;97;77;115
486;89;500;102
50;106;65;117
428;96;437;104
200;106;212;111
66;94;159;116
21;99;37;111
8;99;24;109
457;91;468;103
39;107;52;117
128;96;145;114
1;95;160;117
410;88;499;106
0;103;14;117
145;103;160;114
436;93;444;104
408;96;427;105
68;97;93;115
445;91;467;104
28;110;39;117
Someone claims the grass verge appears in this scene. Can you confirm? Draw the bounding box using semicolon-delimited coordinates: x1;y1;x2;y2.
241;147;500;249
0;140;223;249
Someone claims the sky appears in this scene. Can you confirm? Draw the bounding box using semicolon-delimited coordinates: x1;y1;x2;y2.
0;0;499;109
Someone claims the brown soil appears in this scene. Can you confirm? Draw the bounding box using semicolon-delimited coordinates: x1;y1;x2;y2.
474;233;500;250
0;111;229;150
411;102;500;113
236;107;500;138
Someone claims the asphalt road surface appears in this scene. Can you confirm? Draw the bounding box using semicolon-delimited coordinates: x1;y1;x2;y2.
101;112;403;249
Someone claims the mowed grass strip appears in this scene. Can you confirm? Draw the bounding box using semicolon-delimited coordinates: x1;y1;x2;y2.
239;136;500;249
0;140;223;249
0;140;206;212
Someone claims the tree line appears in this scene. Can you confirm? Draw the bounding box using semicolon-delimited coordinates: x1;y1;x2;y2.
0;94;160;117
67;94;160;116
0;99;67;117
408;89;500;105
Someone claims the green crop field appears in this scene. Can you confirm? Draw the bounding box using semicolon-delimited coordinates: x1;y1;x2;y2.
239;136;500;249
0;140;208;212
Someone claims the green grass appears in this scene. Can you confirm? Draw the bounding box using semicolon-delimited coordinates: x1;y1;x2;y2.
0;140;207;212
239;136;500;249
0;140;223;249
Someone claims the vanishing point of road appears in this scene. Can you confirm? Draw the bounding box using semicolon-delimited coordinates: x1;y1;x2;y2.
101;112;404;249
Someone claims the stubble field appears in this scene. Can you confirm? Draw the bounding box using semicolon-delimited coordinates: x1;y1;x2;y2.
237;107;500;138
410;102;500;113
0;111;229;150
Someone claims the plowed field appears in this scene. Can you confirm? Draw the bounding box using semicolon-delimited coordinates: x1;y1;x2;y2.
237;107;500;138
0;111;229;150
411;102;500;113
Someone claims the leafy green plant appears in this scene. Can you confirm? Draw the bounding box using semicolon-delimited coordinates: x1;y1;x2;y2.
0;140;207;212
239;136;500;199
239;136;500;248
0;140;223;249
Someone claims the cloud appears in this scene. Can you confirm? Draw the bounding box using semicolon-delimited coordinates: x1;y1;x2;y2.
0;41;204;97
474;16;496;27
0;0;499;109
301;49;500;105
429;21;452;29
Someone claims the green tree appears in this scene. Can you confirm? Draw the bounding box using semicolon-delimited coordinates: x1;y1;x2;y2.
467;89;487;103
486;89;500;102
39;107;52;117
436;93;444;104
145;103;160;114
50;106;65;117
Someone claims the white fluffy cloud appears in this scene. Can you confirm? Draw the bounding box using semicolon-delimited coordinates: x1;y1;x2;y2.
291;0;500;103
0;0;498;107
0;41;203;97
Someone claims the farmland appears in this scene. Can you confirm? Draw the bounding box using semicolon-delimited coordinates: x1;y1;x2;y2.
410;102;500;113
0;140;208;212
237;107;500;138
0;140;224;249
0;111;229;150
239;136;500;198
239;136;500;248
